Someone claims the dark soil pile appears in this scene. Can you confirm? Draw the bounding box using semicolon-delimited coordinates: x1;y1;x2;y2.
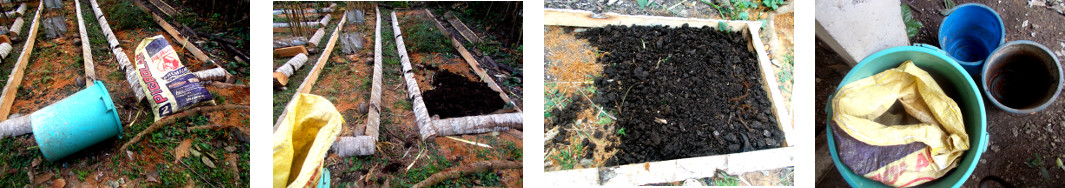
579;25;783;165
423;70;506;118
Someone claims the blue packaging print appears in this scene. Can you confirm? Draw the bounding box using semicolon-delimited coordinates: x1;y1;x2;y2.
135;35;214;120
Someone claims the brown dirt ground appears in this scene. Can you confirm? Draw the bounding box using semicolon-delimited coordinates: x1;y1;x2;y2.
543;26;621;171
12;0;82;115
309;8;376;137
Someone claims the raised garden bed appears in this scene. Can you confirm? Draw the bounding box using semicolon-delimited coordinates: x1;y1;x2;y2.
543;8;793;185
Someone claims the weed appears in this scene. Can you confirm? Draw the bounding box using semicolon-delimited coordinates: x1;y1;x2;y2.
712;171;740;186
617;127;626;136
406;20;451;55
76;169;89;181
106;0;154;30
901;4;923;39
762;0;785;10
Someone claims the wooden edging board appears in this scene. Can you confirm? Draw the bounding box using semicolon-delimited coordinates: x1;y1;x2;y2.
0;1;42;121
74;0;94;87
273;13;347;131
133;0;232;81
419;9;516;110
542;9;794;185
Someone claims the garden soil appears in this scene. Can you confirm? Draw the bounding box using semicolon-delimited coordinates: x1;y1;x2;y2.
579;25;782;165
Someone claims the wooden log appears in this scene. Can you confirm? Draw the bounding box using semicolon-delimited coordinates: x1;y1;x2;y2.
423;10;514;108
318;14;330;28
272;21;321;28
192;67;229;82
89;0;144;102
0;42;11;59
0;1;40;121
307;27;325;47
3;3;24;17
272;52;308;87
273;13;347;131
427;113;522;139
392;11;434;141
273;45;308;57
8;16;22;37
75;0;94;87
443;11;481;44
0;114;29;138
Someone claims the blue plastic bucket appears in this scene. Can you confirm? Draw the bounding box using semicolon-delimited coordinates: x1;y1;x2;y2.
32;81;122;161
826;44;987;187
981;40;1063;114
938;3;1005;78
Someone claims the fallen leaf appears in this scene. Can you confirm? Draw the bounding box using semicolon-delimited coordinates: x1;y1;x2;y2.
52;178;65;188
224;146;236;152
31;158;40;167
174;139;193;163
202;156;216;169
191;149;202;157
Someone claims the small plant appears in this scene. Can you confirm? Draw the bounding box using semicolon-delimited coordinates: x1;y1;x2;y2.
713;171;740;186
901;4;924;39
407;21;451;55
762;0;785;10
616;127;626;136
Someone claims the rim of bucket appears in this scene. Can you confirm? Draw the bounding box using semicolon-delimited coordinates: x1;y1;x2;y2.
981;40;1064;114
938;3;1005;66
826;45;986;188
92;80;123;138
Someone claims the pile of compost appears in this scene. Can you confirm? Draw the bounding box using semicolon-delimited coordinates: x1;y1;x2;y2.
423;70;506;118
579;25;783;165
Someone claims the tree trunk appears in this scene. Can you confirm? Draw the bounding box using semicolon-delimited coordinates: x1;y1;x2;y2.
0;114;30;138
429;112;522;139
331;5;383;158
307;27;326;47
89;0;144;102
391;12;434;141
192;67;229;82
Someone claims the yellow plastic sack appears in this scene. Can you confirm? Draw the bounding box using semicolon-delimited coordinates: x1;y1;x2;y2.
273;94;344;188
831;61;969;187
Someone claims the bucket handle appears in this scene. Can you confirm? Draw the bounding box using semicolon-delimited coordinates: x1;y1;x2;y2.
913;43;947;54
979;131;988;154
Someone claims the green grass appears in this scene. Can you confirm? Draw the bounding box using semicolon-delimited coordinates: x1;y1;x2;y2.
712;171;740;186
404;19;452;55
105;0;154;30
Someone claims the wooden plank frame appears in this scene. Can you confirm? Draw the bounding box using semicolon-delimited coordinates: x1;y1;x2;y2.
133;0;233;82
273;13;347;130
542;9;795;185
0;1;42;121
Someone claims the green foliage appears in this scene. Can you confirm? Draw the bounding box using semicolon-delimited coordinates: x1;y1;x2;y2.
901;4;924;39
1026;153;1051;180
762;0;785;10
407;21;451;55
616;127;626;136
713;171;740;186
106;0;154;30
638;0;650;9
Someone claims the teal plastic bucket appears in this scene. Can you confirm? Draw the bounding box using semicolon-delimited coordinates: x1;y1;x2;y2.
826;44;987;187
32;81;122;161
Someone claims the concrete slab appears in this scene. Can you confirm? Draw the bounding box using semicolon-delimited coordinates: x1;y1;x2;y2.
815;0;909;66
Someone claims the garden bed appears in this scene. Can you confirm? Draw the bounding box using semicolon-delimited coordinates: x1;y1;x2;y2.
543;8;792;185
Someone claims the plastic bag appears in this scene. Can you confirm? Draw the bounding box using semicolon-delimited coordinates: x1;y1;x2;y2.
273;93;344;188
134;35;214;120
831;61;969;187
